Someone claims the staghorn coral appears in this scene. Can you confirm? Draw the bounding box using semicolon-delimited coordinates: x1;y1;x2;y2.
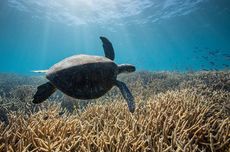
0;71;230;151
0;73;45;98
0;89;229;152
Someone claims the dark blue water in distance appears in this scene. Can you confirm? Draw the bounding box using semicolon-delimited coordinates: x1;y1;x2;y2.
0;0;230;75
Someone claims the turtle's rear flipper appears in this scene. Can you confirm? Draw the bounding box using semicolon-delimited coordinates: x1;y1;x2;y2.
116;80;135;113
33;82;56;104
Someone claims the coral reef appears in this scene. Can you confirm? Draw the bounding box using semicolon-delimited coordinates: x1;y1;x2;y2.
0;71;229;151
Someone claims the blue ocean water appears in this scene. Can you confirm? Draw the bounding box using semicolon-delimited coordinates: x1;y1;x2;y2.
0;0;230;75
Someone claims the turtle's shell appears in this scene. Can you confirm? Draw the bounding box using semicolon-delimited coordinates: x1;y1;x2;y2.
46;55;118;99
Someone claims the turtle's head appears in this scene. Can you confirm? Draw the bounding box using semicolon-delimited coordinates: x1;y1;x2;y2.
118;64;136;74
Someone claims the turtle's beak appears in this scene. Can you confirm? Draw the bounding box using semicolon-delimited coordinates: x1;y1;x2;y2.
125;65;136;72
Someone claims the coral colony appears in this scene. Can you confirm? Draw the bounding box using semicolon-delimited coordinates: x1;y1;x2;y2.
0;71;229;151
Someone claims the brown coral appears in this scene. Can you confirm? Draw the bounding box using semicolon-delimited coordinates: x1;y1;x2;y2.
0;89;229;152
0;71;230;152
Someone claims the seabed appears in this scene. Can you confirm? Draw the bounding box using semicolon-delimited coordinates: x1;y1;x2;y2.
0;70;229;152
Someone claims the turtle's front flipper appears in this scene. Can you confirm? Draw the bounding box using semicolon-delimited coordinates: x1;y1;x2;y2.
100;36;115;60
116;80;135;113
33;82;56;104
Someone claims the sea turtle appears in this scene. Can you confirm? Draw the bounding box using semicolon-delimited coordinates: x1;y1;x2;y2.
33;37;136;113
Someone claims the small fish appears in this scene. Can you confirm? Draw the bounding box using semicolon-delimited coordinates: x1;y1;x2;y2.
208;52;215;56
213;50;220;54
202;68;209;71
31;70;48;73
223;64;229;67
208;50;220;56
193;50;198;53
209;61;215;66
202;56;209;60
224;56;230;60
222;54;230;57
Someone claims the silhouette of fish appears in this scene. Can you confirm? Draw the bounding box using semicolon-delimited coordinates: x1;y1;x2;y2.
209;50;220;56
214;50;220;54
222;54;230;57
209;52;215;56
201;56;209;59
209;61;215;66
224;56;230;60
223;64;229;67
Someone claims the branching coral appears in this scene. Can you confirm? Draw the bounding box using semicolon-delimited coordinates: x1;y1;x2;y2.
0;89;229;152
0;71;229;151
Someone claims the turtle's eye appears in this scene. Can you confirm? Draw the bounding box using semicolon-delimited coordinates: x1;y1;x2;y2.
127;65;136;72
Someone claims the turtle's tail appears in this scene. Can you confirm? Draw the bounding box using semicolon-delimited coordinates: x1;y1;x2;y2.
33;82;56;104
